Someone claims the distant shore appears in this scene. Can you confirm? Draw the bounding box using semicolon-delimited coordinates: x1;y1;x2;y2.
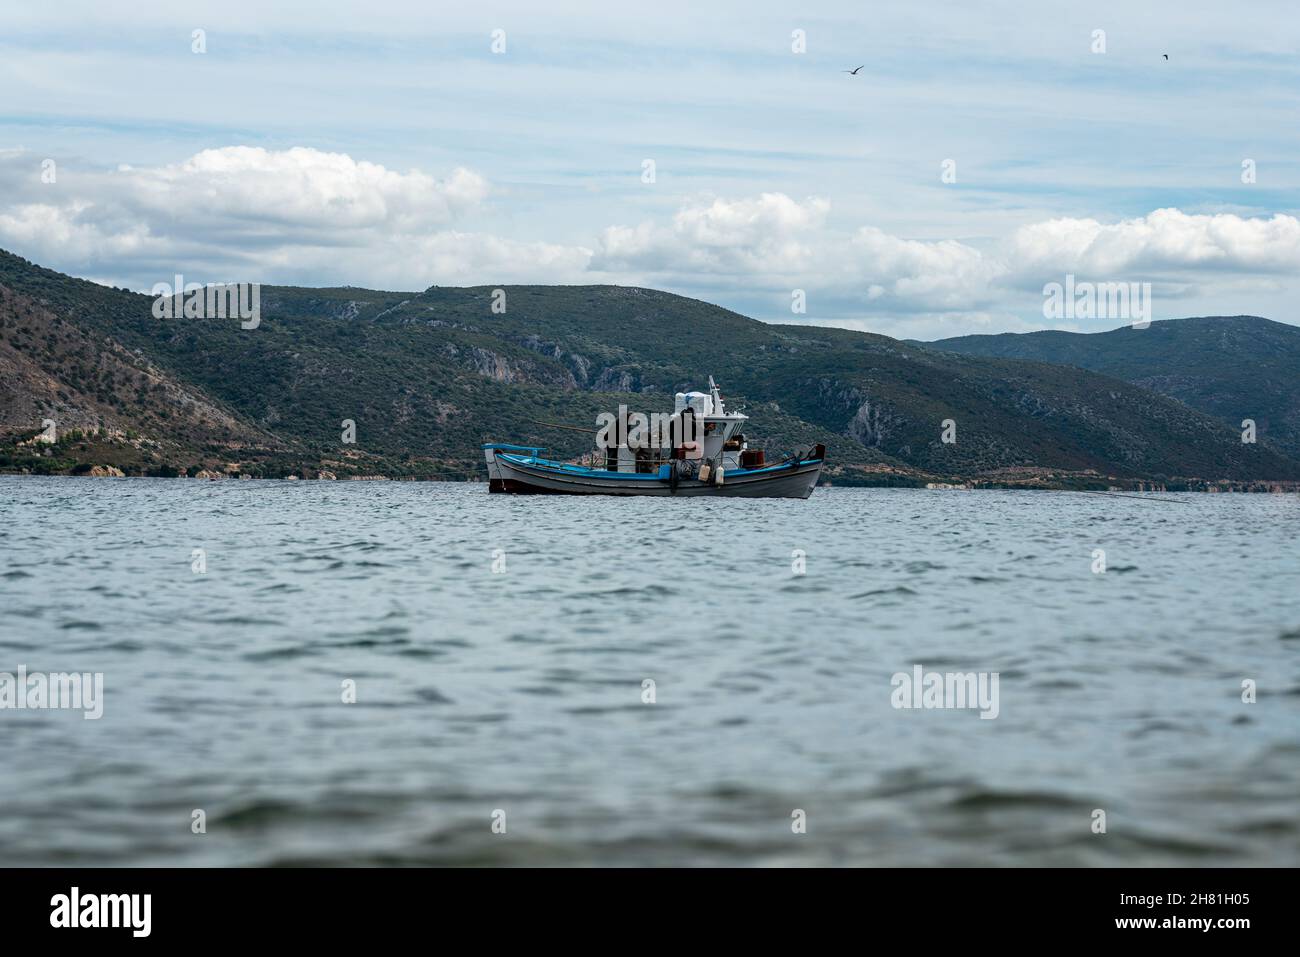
3;466;1298;494
7;425;1300;492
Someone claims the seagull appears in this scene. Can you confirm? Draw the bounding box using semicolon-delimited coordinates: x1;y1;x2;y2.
1162;54;1169;60
843;65;865;75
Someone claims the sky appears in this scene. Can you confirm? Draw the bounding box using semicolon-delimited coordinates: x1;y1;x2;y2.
1;0;1298;339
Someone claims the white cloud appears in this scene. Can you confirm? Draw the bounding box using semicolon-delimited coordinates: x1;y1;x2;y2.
0;147;590;289
594;193;829;277
847;227;1004;310
1006;209;1300;278
1;147;1298;333
595;199;1300;319
119;146;489;232
672;193;829;246
593;192;1002;311
0;202;149;258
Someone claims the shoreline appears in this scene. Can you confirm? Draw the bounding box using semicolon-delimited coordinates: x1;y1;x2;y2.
3;469;1298;494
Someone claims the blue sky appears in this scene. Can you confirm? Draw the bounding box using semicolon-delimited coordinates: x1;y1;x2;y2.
1;0;1298;338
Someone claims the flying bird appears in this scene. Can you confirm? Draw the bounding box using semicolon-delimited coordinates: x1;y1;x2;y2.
843;65;865;75
1162;54;1169;60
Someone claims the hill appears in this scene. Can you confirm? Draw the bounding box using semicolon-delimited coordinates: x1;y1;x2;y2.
927;317;1300;459
2;248;1297;486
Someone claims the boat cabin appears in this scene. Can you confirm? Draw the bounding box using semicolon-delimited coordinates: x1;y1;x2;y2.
605;377;758;474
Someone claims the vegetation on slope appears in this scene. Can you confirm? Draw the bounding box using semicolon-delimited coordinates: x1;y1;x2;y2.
929;317;1300;459
2;248;1297;485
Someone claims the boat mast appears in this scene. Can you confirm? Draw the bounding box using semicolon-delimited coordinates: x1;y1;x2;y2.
708;375;723;415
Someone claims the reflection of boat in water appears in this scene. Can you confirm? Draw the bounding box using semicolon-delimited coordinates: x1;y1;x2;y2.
483;378;825;498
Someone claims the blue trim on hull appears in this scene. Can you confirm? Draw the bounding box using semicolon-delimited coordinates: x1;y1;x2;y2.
494;451;825;480
497;452;647;478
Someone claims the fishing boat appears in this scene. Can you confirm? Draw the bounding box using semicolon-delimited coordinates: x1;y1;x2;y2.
483;378;825;498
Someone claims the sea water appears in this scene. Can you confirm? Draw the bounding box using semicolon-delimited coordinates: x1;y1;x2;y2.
1;478;1296;866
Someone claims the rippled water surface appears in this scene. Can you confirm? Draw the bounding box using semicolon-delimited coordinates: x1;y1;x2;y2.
1;477;1297;866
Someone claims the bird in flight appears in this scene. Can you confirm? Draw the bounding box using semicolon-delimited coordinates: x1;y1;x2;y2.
843;65;865;75
1162;54;1169;60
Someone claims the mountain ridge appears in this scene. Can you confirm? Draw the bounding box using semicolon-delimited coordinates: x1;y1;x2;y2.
926;316;1300;459
2;247;1298;487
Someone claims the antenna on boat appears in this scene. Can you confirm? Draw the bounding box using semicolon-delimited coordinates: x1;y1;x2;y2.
708;375;723;415
527;420;598;434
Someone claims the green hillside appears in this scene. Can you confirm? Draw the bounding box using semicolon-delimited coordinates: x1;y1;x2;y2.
2;248;1298;485
928;317;1300;459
